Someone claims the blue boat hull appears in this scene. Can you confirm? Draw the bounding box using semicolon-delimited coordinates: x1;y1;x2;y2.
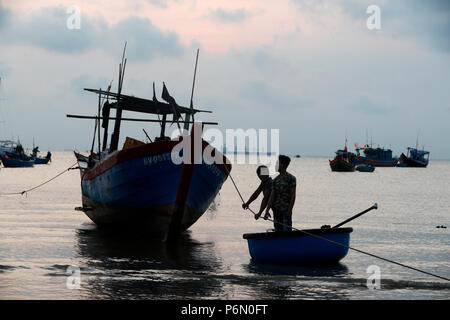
243;228;352;264
0;154;35;167
34;157;51;164
354;156;398;167
78;139;230;238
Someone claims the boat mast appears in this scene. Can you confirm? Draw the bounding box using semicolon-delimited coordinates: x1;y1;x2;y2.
110;42;127;152
416;130;419;150
184;49;199;132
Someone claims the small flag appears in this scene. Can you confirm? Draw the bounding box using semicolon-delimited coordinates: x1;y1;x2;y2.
152;82;158;103
161;82;181;123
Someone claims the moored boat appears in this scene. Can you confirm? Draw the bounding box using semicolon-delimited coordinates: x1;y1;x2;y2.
243;228;353;264
0;151;34;167
354;146;398;167
329;149;356;172
69;49;231;240
398;147;429;168
31;147;52;164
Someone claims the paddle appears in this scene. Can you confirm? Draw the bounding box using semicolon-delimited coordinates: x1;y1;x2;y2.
330;203;378;229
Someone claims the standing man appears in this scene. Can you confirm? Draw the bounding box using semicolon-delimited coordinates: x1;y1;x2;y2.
242;165;272;219
264;155;296;231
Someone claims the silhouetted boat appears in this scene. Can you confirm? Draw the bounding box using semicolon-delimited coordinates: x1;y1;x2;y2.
69;48;231;240
243;228;352;264
329;149;355;172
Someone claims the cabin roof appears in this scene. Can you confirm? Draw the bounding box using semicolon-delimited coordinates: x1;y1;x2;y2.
84;88;211;115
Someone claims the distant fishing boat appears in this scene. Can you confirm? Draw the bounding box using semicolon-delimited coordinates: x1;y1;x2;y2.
0;140;18;155
243;228;353;264
354;145;398;167
329;140;355;172
31;147;52;165
398;148;430;168
0;150;34;167
69;47;231;240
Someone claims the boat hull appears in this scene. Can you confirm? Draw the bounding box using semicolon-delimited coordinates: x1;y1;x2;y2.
398;153;428;168
0;154;34;167
243;228;352;264
34;157;51;164
78;139;230;238
354;156;398;167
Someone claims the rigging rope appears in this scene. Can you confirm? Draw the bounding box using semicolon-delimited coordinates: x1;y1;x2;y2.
226;170;450;282
0;162;79;197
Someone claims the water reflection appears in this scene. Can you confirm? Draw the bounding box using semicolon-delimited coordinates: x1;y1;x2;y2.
246;260;349;277
242;261;351;299
74;226;225;299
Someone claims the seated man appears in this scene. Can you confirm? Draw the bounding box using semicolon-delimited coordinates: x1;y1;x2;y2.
264;155;296;232
242;165;272;219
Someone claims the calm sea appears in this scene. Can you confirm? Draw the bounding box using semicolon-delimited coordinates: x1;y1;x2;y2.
0;151;449;299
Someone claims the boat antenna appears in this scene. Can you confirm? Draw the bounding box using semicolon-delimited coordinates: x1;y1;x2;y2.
110;41;127;152
184;48;200;132
416;130;420;150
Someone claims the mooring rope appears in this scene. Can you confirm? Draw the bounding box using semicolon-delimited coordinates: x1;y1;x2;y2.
0;162;79;197
226;171;450;282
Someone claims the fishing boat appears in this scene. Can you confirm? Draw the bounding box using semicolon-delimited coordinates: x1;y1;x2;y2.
354;146;398;167
356;164;375;172
398;148;429;168
329;143;356;172
0;150;34;167
31;147;52;164
0;140;19;155
243;228;353;264
69;48;231;240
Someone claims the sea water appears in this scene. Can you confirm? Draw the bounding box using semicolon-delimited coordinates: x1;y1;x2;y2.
0;152;449;299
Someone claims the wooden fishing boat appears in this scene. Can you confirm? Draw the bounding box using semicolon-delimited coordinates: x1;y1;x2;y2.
243;228;353;264
69;48;231;240
329;150;356;172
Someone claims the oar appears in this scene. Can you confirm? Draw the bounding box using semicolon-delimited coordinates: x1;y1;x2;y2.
332;203;378;228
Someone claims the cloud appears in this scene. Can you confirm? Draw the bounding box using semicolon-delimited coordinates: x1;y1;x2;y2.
239;80;313;110
0;0;11;29
147;0;169;9
210;7;251;23
0;5;185;59
109;17;184;61
290;0;450;53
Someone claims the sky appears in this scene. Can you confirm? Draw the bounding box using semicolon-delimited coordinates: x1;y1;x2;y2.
0;0;449;158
